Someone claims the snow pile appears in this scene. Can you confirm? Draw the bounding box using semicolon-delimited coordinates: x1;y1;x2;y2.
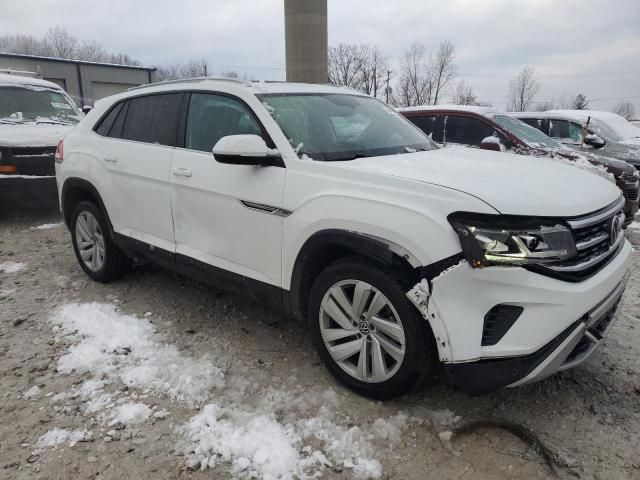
23;386;41;399
0;261;26;274
35;428;91;451
110;402;152;425
52;303;225;405
31;223;62;230
179;387;411;479
628;221;640;231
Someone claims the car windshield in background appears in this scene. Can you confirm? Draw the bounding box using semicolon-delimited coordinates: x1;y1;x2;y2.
493;114;565;150
0;86;81;124
587;118;624;143
258;93;435;161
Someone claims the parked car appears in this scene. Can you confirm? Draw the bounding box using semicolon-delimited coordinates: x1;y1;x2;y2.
56;79;631;398
0;73;81;210
399;105;639;225
513;110;640;170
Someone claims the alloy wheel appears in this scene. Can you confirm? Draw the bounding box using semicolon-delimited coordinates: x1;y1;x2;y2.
75;211;106;272
319;279;406;383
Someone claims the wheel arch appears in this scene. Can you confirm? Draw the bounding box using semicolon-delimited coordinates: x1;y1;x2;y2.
61;178;113;237
287;229;422;320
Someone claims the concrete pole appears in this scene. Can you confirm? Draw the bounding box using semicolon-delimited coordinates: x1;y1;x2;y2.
284;0;328;84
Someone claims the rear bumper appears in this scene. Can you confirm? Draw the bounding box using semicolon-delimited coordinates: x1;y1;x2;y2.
444;273;628;395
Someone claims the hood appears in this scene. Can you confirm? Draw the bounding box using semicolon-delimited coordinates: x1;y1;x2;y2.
565;148;636;175
0;123;74;148
336;146;621;217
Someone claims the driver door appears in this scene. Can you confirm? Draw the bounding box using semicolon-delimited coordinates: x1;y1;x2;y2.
170;92;286;288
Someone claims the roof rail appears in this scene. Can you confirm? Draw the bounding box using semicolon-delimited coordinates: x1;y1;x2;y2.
127;76;254;92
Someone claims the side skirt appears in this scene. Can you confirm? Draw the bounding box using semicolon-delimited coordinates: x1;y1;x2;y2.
113;233;286;310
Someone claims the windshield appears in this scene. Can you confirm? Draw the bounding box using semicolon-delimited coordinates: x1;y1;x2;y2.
586;118;624;143
258;93;435;161
0;86;81;124
493;115;566;150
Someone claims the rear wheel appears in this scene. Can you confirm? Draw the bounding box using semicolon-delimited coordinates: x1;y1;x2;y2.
70;201;130;282
308;257;435;399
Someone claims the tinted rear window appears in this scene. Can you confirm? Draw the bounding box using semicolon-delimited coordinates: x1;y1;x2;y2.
444;115;494;146
95;102;123;136
408;115;444;142
121;93;182;146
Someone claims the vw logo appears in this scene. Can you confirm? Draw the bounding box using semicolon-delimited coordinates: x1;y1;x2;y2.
358;321;371;335
609;215;621;246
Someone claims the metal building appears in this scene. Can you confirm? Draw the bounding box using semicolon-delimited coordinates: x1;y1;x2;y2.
0;52;155;107
284;0;328;84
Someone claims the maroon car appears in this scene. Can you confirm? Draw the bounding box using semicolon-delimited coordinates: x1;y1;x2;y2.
399;106;639;225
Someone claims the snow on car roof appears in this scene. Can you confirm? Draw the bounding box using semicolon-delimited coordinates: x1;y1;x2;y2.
546;110;640;140
0;73;63;90
397;104;500;116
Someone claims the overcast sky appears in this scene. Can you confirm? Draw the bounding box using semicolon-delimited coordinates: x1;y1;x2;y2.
2;0;639;112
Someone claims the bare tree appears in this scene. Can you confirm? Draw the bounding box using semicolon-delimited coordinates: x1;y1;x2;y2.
432;41;457;105
451;80;477;105
506;65;541;112
393;42;433;107
360;45;388;98
221;70;240;78
534;101;555;112
572;94;589;110
328;43;367;89
78;40;108;62
155;60;208;81
44;26;78;59
613;101;636;120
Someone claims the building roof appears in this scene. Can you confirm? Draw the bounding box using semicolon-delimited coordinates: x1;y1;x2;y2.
0;52;156;71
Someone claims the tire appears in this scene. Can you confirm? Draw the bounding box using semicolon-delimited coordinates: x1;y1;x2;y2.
308;257;436;399
70;200;130;282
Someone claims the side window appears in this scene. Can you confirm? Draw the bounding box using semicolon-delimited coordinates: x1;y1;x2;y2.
95;102;123;136
122;93;183;146
185;93;262;153
549;120;582;144
409;115;444;142
444;115;494;146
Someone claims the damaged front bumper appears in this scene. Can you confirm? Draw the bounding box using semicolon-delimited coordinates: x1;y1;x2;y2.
408;239;632;396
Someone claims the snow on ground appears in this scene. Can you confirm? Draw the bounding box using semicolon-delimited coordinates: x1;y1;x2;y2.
628;221;640;231
23;385;41;400
31;222;62;230
45;302;427;479
34;428;91;453
0;261;26;274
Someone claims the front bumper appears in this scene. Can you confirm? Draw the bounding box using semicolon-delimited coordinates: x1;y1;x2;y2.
443;272;628;395
426;239;632;395
0;175;58;212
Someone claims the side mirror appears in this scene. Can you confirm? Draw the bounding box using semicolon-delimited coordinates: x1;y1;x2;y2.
480;136;502;152
212;134;282;167
81;105;93;115
584;133;605;149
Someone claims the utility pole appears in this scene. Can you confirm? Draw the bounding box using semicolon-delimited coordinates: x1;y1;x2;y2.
385;70;392;104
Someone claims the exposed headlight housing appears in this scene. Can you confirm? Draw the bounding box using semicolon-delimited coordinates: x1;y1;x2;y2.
448;213;577;268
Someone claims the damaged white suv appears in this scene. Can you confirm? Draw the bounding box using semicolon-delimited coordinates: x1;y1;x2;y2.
56;79;631;398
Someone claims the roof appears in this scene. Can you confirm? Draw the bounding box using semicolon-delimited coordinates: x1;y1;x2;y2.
0;52;156;71
125;77;363;96
0;73;62;90
397;104;500;116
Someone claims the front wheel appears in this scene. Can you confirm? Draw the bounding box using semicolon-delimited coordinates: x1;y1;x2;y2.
308;257;436;399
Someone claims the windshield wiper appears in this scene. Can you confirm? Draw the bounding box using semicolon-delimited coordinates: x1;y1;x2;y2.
35;116;76;126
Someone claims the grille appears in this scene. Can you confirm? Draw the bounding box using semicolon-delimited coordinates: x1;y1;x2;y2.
530;197;625;281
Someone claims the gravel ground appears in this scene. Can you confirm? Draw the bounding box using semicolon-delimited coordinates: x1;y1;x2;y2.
1;212;639;480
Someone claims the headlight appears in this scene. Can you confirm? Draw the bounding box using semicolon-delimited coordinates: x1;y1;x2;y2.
448;213;577;268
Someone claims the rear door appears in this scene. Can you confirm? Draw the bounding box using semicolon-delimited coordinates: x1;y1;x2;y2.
406;115;444;142
169;92;286;287
92;93;182;252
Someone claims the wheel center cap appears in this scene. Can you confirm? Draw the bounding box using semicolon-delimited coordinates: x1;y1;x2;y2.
358;321;370;335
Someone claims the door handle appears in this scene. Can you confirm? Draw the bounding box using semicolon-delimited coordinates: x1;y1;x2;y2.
104;154;118;163
172;167;192;177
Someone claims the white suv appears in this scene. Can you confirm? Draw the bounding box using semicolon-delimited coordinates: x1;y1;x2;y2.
55;78;631;398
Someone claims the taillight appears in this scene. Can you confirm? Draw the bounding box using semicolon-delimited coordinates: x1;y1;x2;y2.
55;140;64;163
